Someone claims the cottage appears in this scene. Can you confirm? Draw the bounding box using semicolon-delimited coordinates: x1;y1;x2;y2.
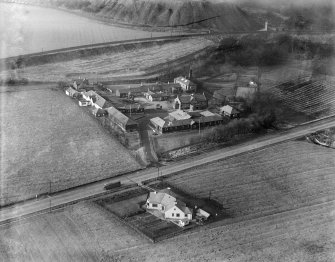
220;105;240;118
65;87;79;98
106;106;138;132
174;93;208;111
146;188;193;227
174;76;197;92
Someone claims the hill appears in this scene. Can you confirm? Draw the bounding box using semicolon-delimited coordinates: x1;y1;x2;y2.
47;0;261;31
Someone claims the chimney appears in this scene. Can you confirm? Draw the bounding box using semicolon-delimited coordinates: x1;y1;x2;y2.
189;69;193;80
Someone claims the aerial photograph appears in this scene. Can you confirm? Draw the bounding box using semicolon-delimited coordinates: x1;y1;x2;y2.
0;0;335;261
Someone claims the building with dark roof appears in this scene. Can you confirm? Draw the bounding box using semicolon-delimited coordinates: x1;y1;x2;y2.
174;93;208;111
106;106;138;132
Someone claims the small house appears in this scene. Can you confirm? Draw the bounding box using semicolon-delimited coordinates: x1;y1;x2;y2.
65;87;79;98
146;188;193;227
220;105;240;118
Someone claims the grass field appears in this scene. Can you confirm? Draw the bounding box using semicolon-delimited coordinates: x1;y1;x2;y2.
1;140;335;261
0;85;141;206
0;38;214;82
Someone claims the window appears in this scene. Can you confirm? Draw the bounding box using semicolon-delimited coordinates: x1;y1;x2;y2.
185;214;188;217
176;213;180;218
161;206;164;211
172;213;174;217
152;203;157;208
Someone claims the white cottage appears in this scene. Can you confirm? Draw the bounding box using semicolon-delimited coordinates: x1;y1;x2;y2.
146;188;193;227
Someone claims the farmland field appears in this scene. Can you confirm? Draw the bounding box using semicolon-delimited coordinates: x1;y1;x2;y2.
270;79;335;119
0;85;141;206
0;38;214;82
1;140;335;261
0;202;146;262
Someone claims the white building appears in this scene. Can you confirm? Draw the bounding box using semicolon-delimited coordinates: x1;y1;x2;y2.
146;188;193;227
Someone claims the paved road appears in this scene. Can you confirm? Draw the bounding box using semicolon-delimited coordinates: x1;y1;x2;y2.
1;115;335;224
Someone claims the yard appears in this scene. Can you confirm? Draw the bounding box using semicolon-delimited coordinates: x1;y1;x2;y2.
0;85;141;206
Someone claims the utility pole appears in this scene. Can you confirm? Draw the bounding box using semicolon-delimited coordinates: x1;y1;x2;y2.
49;180;52;212
157;166;160;180
199;118;201;135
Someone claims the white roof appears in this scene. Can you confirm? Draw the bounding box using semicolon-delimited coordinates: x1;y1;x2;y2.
169;110;191;120
200;110;215;117
221;105;233;114
151;117;166;128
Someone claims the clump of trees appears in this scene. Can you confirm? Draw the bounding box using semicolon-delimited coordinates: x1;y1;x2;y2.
204;92;283;143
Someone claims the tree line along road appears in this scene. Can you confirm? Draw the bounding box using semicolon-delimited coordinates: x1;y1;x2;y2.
1;115;335;224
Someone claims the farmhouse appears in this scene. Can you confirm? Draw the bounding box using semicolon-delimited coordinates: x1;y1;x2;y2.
220;105;240;118
146;188;193;227
106;106;138;132
174;76;197;92
82;90;109;109
174;93;208;111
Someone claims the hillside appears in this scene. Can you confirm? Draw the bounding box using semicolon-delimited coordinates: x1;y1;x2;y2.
25;0;260;31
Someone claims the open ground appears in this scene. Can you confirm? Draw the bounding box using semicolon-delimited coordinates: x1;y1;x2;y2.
1;140;335;261
0;38;214;82
0;85;141;206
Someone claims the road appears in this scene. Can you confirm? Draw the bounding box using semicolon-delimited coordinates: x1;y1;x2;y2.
1;115;335;224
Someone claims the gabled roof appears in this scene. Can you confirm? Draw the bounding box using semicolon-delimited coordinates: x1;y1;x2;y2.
220;105;239;115
148;188;177;206
200;110;215;117
192;93;207;102
106;106;138;127
177;95;192;104
66;87;78;95
94;94;107;108
177;94;207;104
174;76;195;86
169;110;191;120
151;117;166;128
